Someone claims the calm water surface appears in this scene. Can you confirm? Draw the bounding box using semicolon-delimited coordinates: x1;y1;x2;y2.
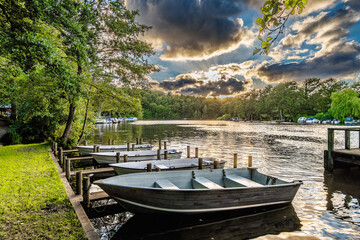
88;120;360;239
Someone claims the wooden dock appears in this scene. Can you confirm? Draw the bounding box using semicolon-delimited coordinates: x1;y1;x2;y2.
325;127;360;171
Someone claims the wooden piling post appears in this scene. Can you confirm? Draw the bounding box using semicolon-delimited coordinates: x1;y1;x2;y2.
127;143;130;151
112;139;115;145
140;138;143;144
164;150;168;159
84;140;87;146
124;154;128;162
164;141;167;150
76;171;83;195
83;177;90;209
132;143;135;151
108;139;111;145
66;158;71;181
157;149;161;160
147;163;152;172
326;129;334;171
195;147;199;158
93;145;96;153
116;152;121;163
248;156;253;167
198;158;203;170
63;156;67;171
136;138;139;144
156;167;161;172
187;146;190;158
233;153;238;168
159;140;162;150
214;160;219;169
96;145;100;153
345;130;350;149
59;147;63;165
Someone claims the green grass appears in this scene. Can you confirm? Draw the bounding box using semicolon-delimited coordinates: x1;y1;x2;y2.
0;143;86;240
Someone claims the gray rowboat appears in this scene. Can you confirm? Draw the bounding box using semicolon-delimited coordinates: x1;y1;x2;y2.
95;168;302;214
109;158;226;174
76;144;153;156
91;149;182;165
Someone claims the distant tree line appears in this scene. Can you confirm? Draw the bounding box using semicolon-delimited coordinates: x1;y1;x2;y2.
140;78;360;122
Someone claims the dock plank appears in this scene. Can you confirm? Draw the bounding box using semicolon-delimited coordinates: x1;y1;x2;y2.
70;167;114;176
68;156;94;161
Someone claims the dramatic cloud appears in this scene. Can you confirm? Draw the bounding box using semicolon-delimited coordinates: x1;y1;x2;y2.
126;0;255;61
259;3;360;82
159;74;200;90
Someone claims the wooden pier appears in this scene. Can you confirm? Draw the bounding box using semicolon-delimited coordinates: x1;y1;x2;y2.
325;127;360;171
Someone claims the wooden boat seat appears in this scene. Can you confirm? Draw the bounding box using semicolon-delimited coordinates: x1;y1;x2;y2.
224;175;263;188
192;177;223;189
154;180;179;189
154;164;169;170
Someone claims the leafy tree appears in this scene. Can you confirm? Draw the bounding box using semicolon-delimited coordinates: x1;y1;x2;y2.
330;88;360;121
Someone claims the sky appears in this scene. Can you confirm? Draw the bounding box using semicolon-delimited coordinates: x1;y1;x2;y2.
125;0;360;97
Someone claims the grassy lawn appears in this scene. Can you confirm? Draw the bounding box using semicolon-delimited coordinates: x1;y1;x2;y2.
0;143;86;240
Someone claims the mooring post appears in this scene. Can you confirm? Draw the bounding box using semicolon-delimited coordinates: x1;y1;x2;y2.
132;143;135;151
248;156;253;167
157;149;161;160
83;177;90;209
164;150;168;159
164;141;167;150
140;138;143;144
96;145;100;153
195;147;199;158
76;171;83;195
116;152;121;163
136;138;139;144
214;160;219;169
187;146;190;158
127;142;130;151
93;145;96;153
112;139;115;145
345;130;351;149
233;153;238;168
63;156;67;172
147;163;152;172
108;139;111;145
66;158;71;181
59;147;63;165
156;167;161;172
124;154;128;162
198;158;203;170
84;140;87;146
159;140;162;150
327;128;334;171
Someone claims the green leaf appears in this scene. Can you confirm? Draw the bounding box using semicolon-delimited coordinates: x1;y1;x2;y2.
266;37;272;41
256;18;264;25
272;3;279;15
261;41;270;49
253;48;261;55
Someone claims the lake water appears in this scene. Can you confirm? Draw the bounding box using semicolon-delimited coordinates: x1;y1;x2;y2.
88;120;360;239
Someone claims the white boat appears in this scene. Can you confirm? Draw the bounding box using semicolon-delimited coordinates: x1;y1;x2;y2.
91;149;182;165
297;117;307;124
76;144;153;156
110;158;226;174
95;168;302;214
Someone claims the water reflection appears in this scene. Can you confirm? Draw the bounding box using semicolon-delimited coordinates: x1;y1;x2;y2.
112;205;300;240
88;121;360;239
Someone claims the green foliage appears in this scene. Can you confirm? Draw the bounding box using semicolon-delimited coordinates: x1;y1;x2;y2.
330;88;360;121
0;143;85;239
217;114;232;120
255;0;308;55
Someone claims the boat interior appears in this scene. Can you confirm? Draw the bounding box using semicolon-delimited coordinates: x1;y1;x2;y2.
103;168;291;190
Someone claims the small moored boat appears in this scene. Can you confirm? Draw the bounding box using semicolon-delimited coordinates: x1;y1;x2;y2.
91;149;182;165
76;144;153;156
95;168;302;214
110;158;226;174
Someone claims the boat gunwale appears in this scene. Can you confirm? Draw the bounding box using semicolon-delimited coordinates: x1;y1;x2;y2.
91;149;182;157
76;144;153;149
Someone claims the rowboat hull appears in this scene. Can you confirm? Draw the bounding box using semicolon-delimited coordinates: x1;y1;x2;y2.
76;144;153;156
95;168;302;214
91;149;182;165
110;158;225;174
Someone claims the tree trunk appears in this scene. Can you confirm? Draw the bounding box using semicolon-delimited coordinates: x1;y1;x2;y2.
78;97;90;144
62;103;76;143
